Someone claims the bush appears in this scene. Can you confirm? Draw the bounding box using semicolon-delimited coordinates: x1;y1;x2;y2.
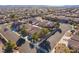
4;40;16;53
31;32;39;42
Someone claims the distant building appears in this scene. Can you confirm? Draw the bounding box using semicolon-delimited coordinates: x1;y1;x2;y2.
68;31;79;52
28;17;55;28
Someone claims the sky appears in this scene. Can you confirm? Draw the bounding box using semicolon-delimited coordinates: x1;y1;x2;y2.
0;0;79;6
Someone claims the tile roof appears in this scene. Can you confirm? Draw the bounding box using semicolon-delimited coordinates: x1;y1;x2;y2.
0;25;20;42
24;23;41;35
68;34;79;49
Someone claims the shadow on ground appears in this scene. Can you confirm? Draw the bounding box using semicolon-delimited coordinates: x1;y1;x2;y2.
16;38;26;47
36;41;51;53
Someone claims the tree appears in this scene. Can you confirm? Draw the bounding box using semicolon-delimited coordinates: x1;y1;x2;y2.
20;25;28;37
54;43;71;53
53;17;58;22
10;14;16;19
54;22;60;28
4;40;16;53
73;24;79;30
42;28;49;34
31;32;39;42
10;23;14;31
31;28;50;42
40;28;49;37
10;14;18;21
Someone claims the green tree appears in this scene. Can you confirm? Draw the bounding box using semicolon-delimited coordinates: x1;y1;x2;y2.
10;14;18;21
54;22;60;28
55;43;71;53
10;14;16;18
40;28;49;36
4;40;16;53
20;25;28;37
31;28;50;42
32;32;39;42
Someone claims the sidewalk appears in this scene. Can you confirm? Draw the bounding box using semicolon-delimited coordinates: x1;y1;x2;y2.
12;31;20;36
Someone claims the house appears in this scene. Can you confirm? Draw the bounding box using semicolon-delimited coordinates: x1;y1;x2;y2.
27;17;55;28
68;31;79;52
0;36;4;53
0;19;6;24
36;20;55;28
0;25;37;53
0;25;21;52
0;25;20;43
23;23;41;35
